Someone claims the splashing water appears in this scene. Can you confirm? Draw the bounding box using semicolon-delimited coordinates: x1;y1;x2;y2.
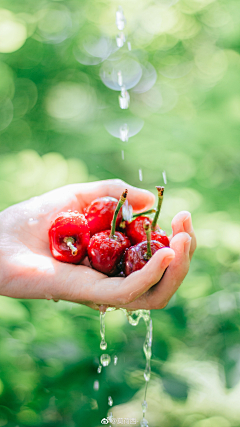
116;32;125;48
118;71;123;87
100;310;107;351
97;365;102;374
108;396;113;406
119;86;130;109
122;309;152;425
122;200;133;221
139;169;143;181
116;6;126;31
114;355;118;365
93;380;99;391
162;170;167;184
100;354;111;367
119;123;129;142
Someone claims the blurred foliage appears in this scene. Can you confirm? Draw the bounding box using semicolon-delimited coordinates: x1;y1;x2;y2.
0;0;240;425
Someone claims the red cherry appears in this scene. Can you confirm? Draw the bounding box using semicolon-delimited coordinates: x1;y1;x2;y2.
88;230;130;276
49;211;90;264
123;221;164;276
87;190;130;276
125;217;169;246
84;197;122;236
125;186;169;247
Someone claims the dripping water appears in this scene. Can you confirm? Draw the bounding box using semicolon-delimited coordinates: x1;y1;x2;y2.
121;309;152;426
121;150;124;160
162;171;167;184
100;309;107;351
119;123;129;142
139;169;143;181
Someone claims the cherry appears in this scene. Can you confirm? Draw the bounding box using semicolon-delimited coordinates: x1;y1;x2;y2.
84;196;122;236
125;186;169;247
88;190;131;276
123;221;164;276
49;211;90;264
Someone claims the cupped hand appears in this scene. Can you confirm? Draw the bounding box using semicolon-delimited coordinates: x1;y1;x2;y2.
0;180;196;310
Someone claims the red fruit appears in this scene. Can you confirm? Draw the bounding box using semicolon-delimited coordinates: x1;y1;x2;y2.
84;197;122;236
123;221;164;276
123;240;164;276
49;211;90;264
125;186;169;247
88;230;130;276
125;217;169;247
87;190;130;276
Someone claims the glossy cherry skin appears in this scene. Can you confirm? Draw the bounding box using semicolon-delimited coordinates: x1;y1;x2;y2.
88;230;131;276
84;197;122;236
123;240;164;276
49;211;90;264
125;216;169;247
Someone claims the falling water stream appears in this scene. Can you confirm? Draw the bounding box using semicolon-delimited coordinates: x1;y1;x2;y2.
98;308;152;426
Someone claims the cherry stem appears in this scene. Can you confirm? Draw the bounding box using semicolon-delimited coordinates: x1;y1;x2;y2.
143;220;152;259
110;189;128;239
132;208;156;218
63;237;78;256
151;186;164;231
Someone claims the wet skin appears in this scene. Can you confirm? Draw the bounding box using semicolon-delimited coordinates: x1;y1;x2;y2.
0;179;197;310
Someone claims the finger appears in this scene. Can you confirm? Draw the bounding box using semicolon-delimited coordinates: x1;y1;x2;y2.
5;246;174;307
148;232;191;309
123;231;191;310
171;211;197;259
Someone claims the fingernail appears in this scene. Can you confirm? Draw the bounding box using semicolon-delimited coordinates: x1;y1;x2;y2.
161;255;174;269
184;236;192;254
183;214;193;234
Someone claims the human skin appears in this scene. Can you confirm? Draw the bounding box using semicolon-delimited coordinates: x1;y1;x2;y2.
0;179;197;310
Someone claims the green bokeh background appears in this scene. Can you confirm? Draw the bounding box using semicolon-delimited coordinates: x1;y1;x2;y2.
0;0;240;425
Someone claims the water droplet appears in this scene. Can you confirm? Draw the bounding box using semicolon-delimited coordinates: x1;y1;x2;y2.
100;354;111;367
140;418;149;427
127;41;132;51
121;150;124;160
119;123;129;142
116;32;125;48
122;200;133;221
142;400;147;410
114;355;118;365
97;365;102;374
119;87;130;109
117;71;123;87
93;380;99;390
100;58;142;90
99;310;107;350
105;116;144;141
162;170;167;184
139;169;143;181
28;218;39;226
45;294;53;301
108;396;113;406
100;341;107;351
116;6;126;31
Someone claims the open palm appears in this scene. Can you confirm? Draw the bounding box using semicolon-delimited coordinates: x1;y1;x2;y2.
0;180;196;310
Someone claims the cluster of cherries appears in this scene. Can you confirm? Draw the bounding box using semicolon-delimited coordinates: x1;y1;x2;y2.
48;187;169;277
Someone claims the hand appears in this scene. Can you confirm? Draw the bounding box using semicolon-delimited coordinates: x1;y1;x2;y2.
0;180;196;310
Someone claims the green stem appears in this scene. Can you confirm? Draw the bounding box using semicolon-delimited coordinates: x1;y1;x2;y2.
143;221;152;259
110;189;128;239
151;186;164;231
132;208;156;218
63;237;78;256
